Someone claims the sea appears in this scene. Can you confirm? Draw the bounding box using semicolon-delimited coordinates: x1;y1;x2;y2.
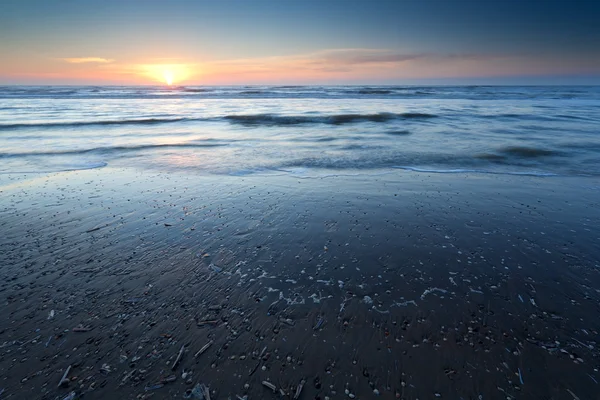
1;85;599;177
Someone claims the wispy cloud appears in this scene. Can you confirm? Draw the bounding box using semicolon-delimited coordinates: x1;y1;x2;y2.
61;57;114;64
308;49;424;65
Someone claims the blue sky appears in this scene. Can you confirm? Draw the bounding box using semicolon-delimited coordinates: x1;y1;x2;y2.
1;0;599;84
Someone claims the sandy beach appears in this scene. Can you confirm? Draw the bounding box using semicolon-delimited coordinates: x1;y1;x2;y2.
1;167;599;399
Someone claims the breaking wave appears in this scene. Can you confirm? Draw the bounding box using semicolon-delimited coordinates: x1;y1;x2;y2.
224;112;436;126
0;142;226;158
0;117;189;130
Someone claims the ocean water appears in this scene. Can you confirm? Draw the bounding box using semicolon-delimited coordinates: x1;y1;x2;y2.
1;85;599;176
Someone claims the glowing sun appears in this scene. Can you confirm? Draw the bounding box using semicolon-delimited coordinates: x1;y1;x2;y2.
139;64;192;85
163;70;174;86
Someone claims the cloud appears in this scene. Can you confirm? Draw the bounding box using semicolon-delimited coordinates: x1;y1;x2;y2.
308;49;424;65
61;57;114;64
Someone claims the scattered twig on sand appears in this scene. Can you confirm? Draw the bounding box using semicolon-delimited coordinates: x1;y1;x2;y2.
572;337;594;350
194;340;213;358
172;345;185;370
259;346;268;358
566;388;581;400
58;365;71;387
294;379;306;399
262;381;277;393
518;368;524;385
249;362;260;376
73;325;92;332
197;320;219;326
62;392;76;400
313;317;325;330
120;369;136;386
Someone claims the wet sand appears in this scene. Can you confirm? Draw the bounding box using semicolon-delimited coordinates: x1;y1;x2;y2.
0;168;599;400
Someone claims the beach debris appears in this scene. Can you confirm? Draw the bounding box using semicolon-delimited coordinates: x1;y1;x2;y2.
120;369;136;386
362;295;373;304
62;392;76;400
249;362;260;376
197;383;211;400
58;365;72;387
572;337;594;350
420;287;448;300
184;383;207;399
48;310;55;320
313;317;325;330
72;325;92;332
172;345;185;370
195;340;213;358
566;388;581;400
197;320;219;326
161;375;177;383
100;364;111;374
259;346;268;358
145;375;177;392
294;379;306;399
210;264;222;273
530;298;537;307
518;368;524;385
262;381;277;393
280;317;295;326
145;383;164;391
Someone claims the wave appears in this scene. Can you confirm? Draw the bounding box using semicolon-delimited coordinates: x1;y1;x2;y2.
392;166;557;177
271;149;569;176
2;85;600;100
354;89;393;95
0;142;225;158
239;90;266;95
224;112;436;126
0;161;108;175
384;130;412;136
0;117;189;130
498;146;558;158
182;88;212;93
0;112;437;130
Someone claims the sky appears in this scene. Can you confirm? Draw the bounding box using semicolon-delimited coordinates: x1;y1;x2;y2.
1;0;599;85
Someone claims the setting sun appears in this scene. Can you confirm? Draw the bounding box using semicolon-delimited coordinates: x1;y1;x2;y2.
138;64;192;85
163;70;174;86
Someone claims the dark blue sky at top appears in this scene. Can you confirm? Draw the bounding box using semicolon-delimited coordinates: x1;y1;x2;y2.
2;0;599;55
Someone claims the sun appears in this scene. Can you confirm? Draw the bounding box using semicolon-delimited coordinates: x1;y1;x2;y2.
140;63;191;85
163;70;174;86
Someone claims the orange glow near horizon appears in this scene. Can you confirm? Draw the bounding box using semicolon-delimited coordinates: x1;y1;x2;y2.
1;50;596;85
